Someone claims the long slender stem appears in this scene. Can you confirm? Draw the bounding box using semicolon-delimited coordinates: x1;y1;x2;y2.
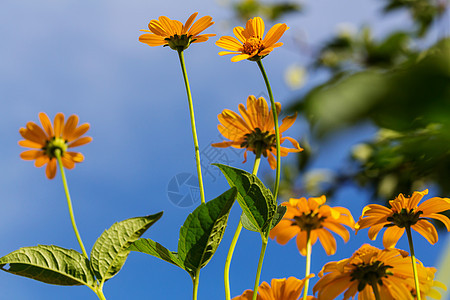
177;49;205;205
55;150;88;258
224;150;262;300
370;281;381;300
302;230;312;300
193;269;201;300
406;226;422;300
252;238;268;300
256;60;281;199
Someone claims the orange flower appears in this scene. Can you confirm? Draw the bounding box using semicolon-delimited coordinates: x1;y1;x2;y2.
216;16;288;62
232;276;315;300
139;12;215;51
313;244;434;300
212;95;302;169
19;113;92;179
355;189;450;248
269;196;354;255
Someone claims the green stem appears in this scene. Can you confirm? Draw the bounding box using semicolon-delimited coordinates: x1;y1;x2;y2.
193;269;201;300
252;237;269;300
370;280;381;300
406;226;422;300
224;149;262;300
302;230;312;300
256;60;281;199
95;288;107;300
55;150;88;259
177;49;205;205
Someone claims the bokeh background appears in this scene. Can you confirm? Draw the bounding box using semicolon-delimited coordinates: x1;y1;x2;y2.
1;0;449;299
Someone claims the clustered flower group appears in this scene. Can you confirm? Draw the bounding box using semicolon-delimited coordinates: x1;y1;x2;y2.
16;11;450;300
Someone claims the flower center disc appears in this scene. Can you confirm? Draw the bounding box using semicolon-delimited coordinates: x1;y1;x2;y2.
350;261;393;291
241;128;276;155
292;213;326;231
243;37;264;55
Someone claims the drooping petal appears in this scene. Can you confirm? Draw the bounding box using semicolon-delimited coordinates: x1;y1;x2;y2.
426;213;450;231
46;158;57;179
34;155;49;168
269;220;299;244
382;226;405;248
279;113;297;133
61;155;75;169
316;229;337;255
412;219;438;244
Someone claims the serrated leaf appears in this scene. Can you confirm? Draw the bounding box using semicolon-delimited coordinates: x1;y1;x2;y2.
178;187;237;275
129;238;185;271
214;164;276;234
90;212;163;283
271;205;287;230
0;245;95;287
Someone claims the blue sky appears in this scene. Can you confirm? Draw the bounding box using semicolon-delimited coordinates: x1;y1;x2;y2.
1;0;449;299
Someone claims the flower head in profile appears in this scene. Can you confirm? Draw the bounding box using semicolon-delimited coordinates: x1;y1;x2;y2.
269;196;355;255
19;113;92;179
355;189;450;248
313;244;434;300
216;16;288;62
232;276;315;300
139;12;215;51
212;95;302;169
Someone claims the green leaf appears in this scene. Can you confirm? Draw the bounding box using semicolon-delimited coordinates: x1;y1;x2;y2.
129;238;185;271
90;212;163;283
271;205;287;230
214;164;276;234
0;245;95;287
240;214;259;232
178;187;237;275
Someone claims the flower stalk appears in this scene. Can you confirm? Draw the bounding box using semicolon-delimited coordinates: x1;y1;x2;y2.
406;226;422;300
193;269;201;300
177;49;206;205
224;147;262;300
302;230;312;300
55;149;88;259
256;60;281;199
252;236;269;300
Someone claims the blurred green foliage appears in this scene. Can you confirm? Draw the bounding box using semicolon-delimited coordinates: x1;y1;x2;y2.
234;0;301;22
